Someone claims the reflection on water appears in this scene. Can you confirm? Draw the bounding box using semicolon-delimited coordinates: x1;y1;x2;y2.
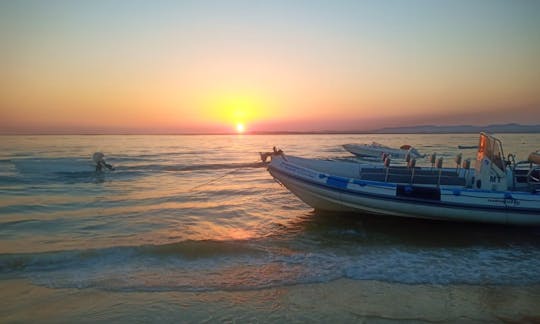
304;210;540;249
1;134;540;321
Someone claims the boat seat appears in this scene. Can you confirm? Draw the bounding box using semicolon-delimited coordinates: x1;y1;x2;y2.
514;169;530;183
360;167;457;177
514;168;540;183
359;171;465;186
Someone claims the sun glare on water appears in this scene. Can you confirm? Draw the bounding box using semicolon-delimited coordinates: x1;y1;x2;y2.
236;123;245;133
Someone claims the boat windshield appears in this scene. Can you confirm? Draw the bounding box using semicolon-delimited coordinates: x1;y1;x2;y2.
477;133;505;171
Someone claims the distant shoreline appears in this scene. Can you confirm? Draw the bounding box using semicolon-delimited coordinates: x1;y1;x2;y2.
2;131;540;136
2;123;540;135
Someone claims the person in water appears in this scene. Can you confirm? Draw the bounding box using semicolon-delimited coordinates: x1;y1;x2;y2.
92;152;114;171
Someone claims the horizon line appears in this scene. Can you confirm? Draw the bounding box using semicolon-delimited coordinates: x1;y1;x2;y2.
2;123;539;136
2;131;540;136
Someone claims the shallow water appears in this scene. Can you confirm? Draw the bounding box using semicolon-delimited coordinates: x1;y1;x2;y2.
1;134;540;322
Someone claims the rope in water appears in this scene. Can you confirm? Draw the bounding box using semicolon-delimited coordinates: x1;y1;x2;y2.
189;159;267;192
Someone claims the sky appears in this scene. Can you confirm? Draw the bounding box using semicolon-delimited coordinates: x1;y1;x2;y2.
1;0;539;134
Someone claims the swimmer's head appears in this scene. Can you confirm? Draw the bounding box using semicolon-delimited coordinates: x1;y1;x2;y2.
92;152;105;164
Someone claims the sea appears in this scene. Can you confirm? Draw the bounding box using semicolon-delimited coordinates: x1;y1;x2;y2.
1;133;540;323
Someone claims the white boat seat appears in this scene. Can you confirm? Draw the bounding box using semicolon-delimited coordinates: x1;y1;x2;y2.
359;168;466;186
360;167;457;177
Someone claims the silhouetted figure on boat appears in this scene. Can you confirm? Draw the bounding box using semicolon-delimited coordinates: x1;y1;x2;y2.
260;147;285;163
92;152;114;172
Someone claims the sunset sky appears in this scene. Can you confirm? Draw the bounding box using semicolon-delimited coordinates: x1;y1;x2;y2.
1;0;539;134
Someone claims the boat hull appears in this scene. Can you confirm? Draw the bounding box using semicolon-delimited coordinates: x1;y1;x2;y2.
268;155;540;225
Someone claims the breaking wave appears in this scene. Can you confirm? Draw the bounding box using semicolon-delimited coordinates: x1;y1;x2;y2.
2;236;540;292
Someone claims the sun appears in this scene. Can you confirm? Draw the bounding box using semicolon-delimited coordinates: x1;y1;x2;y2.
236;122;245;133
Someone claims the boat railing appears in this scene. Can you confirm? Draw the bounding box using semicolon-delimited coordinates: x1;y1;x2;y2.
509;160;540;192
527;165;540;192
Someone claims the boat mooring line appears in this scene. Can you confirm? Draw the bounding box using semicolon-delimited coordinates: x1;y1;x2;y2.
189;159;267;192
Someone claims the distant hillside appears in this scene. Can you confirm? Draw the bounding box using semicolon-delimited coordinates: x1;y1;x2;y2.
373;123;540;134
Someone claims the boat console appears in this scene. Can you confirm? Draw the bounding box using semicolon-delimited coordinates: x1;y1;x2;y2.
475;132;540;192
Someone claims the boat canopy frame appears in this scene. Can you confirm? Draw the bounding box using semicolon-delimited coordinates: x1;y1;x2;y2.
477;132;506;172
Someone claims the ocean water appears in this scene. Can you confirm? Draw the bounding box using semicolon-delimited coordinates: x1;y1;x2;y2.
1;133;540;322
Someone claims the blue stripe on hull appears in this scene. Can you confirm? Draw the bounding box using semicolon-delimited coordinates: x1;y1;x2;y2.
326;176;348;189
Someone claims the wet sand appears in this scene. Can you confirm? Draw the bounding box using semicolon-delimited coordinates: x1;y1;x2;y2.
2;278;539;323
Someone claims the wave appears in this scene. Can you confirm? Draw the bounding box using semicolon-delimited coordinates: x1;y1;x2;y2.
12;158;96;174
2;239;540;291
123;161;267;172
10;157;267;174
112;151;213;160
0;240;263;274
4;157;268;186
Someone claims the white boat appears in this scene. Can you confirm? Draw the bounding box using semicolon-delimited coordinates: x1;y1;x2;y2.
266;133;540;225
343;142;423;160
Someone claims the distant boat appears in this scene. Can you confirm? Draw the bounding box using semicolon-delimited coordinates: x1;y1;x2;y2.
266;133;540;225
458;145;478;149
343;142;423;160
